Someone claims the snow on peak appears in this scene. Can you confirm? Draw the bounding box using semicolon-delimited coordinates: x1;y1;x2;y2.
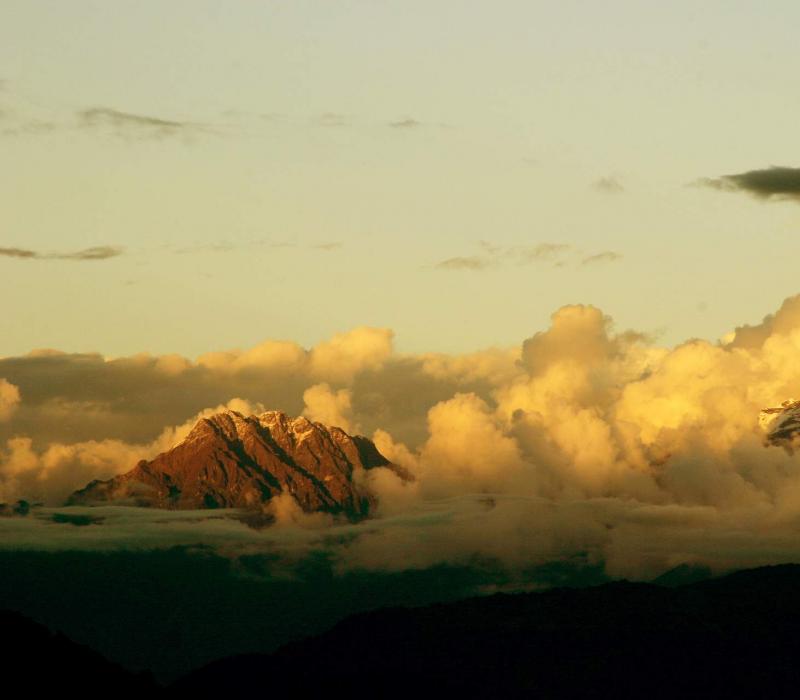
760;399;800;444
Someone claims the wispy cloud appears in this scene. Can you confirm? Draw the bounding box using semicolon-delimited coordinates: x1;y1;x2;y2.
435;256;496;271
511;243;571;264
313;242;343;252
389;118;423;129
2;119;57;136
0;246;124;261
698;166;800;201
316;113;350;127
582;251;623;266
174;242;237;255
78;107;207;138
436;242;571;272
437;243;622;272
172;240;341;255
593;176;624;194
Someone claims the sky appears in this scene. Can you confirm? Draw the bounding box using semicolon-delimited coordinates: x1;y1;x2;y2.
2;0;800;358
7;2;800;610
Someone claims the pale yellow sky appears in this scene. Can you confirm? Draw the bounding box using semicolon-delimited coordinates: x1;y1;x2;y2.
2;0;799;357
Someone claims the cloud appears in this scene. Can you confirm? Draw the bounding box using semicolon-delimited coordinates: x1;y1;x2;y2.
1;119;57;136
435;256;496;271
6;295;800;581
302;383;355;433
593;176;624;194
309;327;394;382
0;248;37;259
0;380;20;422
581;251;623;266
78;107;205;138
389;118;422;129
435;243;572;271
0;246;124;261
699;166;800;201
512;243;571;263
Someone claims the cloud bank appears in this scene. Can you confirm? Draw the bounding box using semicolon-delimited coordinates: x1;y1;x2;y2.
4;296;800;580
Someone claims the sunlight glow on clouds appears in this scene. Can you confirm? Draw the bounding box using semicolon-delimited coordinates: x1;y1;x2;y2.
3;295;800;578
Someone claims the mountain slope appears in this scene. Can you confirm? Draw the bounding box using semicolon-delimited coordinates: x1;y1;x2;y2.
176;564;800;698
69;410;403;517
1;610;156;697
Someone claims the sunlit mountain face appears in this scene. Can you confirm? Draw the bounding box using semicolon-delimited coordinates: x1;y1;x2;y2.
3;2;800;694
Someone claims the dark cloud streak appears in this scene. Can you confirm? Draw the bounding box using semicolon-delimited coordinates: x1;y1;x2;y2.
699;166;800;201
0;246;124;261
78;107;207;138
581;251;623;266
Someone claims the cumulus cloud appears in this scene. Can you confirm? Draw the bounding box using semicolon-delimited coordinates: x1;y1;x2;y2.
303;383;355;432
699;166;800;201
309;327;394;382
0;246;124;261
0;397;264;505
0;380;20;421
7;296;800;580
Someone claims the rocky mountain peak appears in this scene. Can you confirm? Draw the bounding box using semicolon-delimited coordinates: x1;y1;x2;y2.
760;399;800;446
68;409;404;519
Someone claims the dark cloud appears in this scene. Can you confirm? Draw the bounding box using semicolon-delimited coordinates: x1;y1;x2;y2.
593;176;624;194
0;246;124;261
699;166;800;200
78;107;204;138
0;248;37;259
581;251;623;266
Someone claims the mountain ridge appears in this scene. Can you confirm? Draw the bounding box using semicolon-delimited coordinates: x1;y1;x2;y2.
68;409;405;518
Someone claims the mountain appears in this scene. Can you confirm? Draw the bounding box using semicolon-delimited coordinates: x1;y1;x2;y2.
69;410;405;518
0;609;156;697
175;564;800;698
760;398;800;445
